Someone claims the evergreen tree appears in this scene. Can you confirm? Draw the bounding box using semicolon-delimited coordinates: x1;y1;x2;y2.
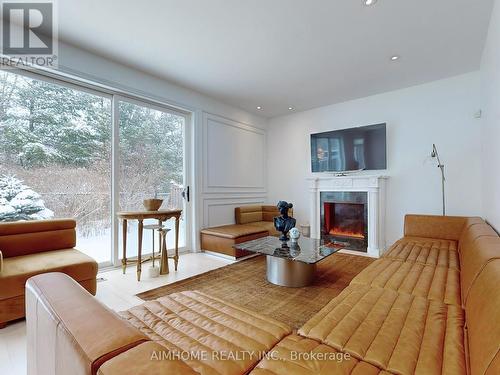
0;69;184;229
0;175;54;221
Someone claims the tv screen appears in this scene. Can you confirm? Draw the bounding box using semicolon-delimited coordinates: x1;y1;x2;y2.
311;123;386;172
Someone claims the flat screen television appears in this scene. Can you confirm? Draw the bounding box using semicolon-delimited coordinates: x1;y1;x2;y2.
311;123;386;173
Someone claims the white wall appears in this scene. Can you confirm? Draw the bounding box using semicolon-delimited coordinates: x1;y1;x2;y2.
56;42;269;250
200;113;267;228
57;42;267;129
267;73;483;246
480;0;500;232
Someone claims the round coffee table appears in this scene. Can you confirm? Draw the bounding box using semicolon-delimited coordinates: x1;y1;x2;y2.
233;236;341;288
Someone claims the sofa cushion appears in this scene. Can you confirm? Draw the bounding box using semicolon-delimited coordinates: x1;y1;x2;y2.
383;238;460;269
0;219;76;257
235;205;264;224
201;224;268;239
298;285;466;375
250;334;391;375
402;236;459;251
247;221;280;236
465;260;500;375
262;205;280;222
0;218;75;236
350;259;461;305
458;221;496;247
458;223;499;267
119;290;291;375
0;248;97;300
403;214;471;241
460;237;500;307
235;205;289;224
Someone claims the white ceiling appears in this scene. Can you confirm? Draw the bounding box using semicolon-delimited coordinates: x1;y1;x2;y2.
58;0;494;117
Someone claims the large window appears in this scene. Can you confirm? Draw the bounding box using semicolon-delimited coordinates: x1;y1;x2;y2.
0;69;190;266
0;70;113;263
118;99;186;257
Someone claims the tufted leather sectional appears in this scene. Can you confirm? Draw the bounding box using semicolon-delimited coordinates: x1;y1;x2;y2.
26;215;499;375
255;215;500;375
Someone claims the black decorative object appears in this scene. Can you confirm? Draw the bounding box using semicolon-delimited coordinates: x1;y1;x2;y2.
274;201;296;241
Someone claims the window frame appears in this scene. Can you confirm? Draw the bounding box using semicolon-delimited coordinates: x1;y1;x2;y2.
0;64;194;269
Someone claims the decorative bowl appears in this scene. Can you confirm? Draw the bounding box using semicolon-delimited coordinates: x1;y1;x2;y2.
143;198;163;211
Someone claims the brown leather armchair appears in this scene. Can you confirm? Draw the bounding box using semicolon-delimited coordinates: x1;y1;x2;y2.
0;219;97;327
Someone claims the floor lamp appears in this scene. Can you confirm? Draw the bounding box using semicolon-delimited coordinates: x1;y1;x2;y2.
431;144;446;216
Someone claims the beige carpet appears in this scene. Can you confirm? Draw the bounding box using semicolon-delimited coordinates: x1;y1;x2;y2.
136;253;374;330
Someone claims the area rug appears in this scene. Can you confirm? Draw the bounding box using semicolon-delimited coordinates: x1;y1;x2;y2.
136;253;374;330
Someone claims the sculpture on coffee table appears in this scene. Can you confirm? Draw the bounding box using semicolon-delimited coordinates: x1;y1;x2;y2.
274;201;296;242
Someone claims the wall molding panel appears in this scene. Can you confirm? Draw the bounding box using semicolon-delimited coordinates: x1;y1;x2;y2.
198;112;268;241
202;112;267;194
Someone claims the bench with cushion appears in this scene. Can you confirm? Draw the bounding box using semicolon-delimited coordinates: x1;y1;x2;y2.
0;219;97;327
200;205;292;258
200;224;268;258
26;214;500;375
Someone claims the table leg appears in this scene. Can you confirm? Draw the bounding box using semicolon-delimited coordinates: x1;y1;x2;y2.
151;227;155;267
122;219;127;274
174;215;180;271
137;219;143;281
160;230;169;275
157;219;162;263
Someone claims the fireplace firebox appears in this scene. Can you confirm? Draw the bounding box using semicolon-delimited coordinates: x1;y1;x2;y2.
320;192;368;252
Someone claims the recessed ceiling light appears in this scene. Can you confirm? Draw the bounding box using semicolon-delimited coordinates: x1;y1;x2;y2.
363;0;377;6
256;106;262;110
391;55;400;61
288;107;294;111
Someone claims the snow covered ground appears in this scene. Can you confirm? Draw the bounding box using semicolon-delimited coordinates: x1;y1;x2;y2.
76;218;186;264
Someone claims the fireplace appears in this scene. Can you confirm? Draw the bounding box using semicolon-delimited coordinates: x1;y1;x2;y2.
309;175;387;257
320;192;368;252
324;203;366;239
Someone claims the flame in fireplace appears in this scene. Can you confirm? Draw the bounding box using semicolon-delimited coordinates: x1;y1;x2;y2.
329;228;365;239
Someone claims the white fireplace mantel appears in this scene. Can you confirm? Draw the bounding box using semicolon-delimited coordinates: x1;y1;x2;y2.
307;175;388;258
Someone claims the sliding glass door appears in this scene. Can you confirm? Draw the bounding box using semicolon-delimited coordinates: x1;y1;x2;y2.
117;97;188;259
0;68;191;267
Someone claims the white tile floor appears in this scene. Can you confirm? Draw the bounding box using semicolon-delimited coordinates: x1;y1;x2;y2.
0;252;233;375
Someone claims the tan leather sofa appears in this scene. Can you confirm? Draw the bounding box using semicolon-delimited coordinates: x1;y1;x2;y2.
200;205;292;257
0;219;97;327
26;273;291;375
26;215;499;375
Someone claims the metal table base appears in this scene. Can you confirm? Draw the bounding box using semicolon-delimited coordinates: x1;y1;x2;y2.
266;255;317;287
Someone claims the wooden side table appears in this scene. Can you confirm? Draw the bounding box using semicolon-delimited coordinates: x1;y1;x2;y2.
117;209;182;281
